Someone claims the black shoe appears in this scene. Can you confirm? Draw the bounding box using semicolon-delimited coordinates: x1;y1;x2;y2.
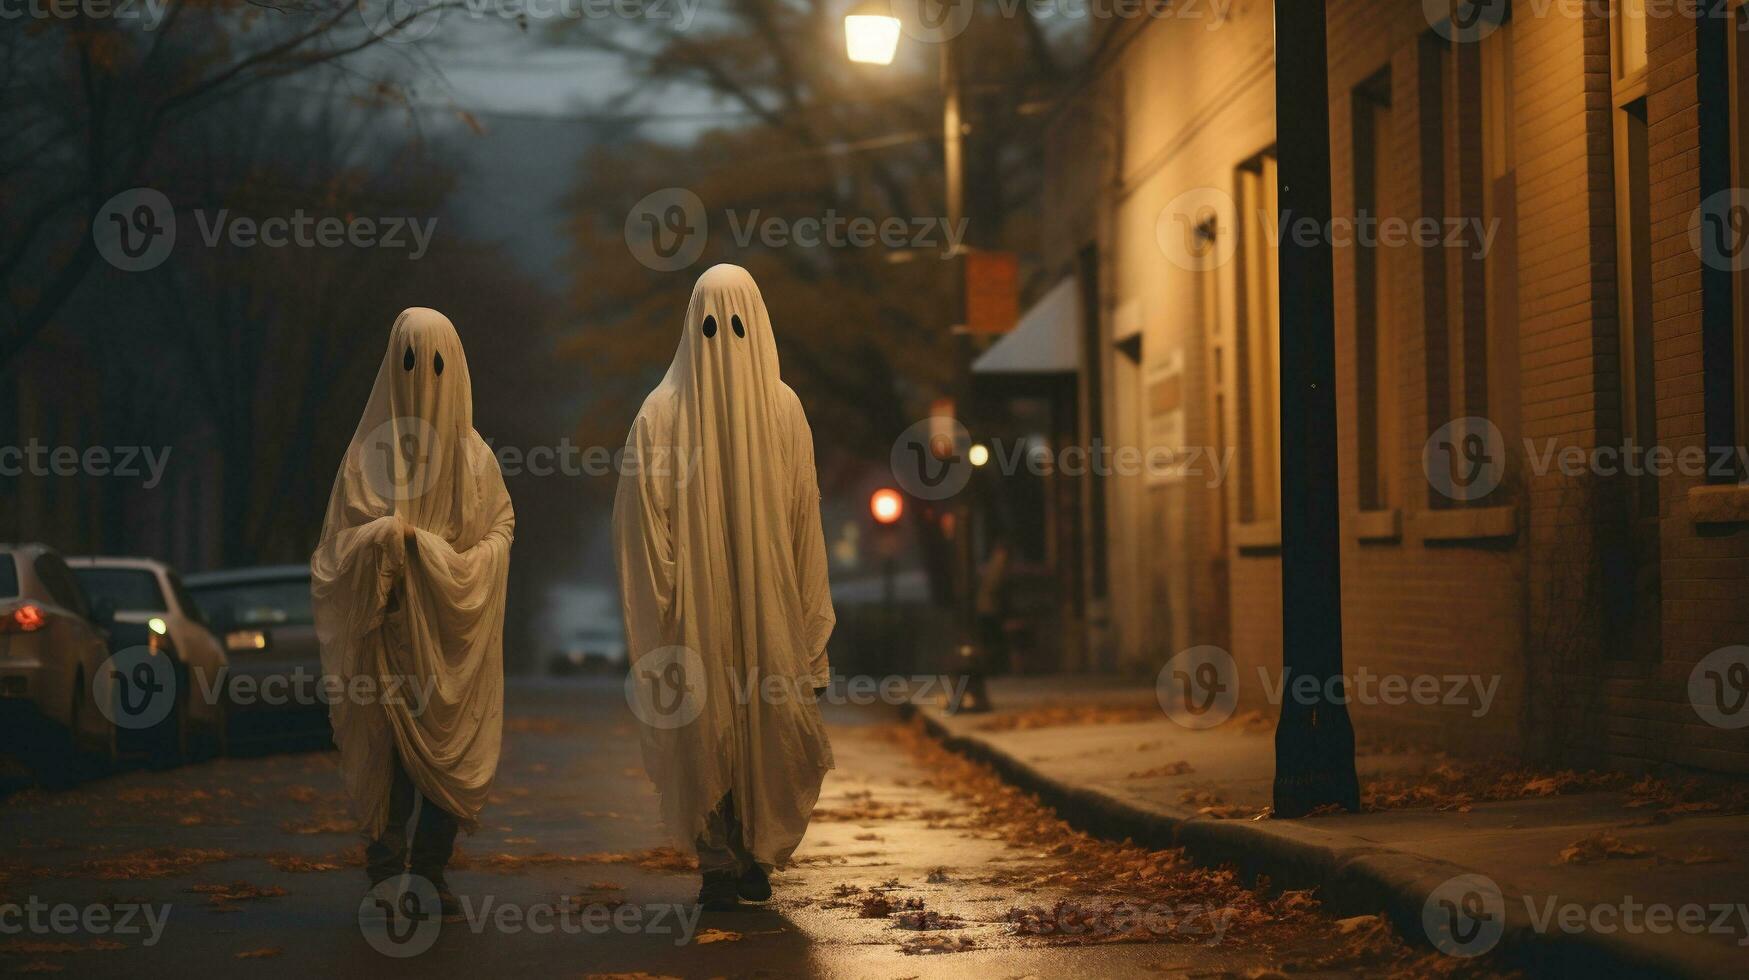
414;870;462;917
365;840;407;888
435;885;460;918
697;870;739;911
736;863;771;902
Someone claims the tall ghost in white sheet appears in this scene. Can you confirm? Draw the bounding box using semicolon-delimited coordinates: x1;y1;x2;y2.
310;308;514;883
614;264;835;883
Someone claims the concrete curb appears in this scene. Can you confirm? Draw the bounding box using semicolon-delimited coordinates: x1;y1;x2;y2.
908;706;1699;979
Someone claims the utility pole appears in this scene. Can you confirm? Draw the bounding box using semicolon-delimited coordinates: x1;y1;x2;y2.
1271;0;1360;817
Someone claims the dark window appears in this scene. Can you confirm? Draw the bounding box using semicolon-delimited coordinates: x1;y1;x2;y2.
71;568;169;613
188;578;314;631
33;553;89;619
1354;69;1397;512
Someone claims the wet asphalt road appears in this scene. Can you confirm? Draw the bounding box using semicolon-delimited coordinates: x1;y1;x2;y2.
0;679;1364;979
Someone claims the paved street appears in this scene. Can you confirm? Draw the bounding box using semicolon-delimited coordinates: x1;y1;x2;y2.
0;679;1458;979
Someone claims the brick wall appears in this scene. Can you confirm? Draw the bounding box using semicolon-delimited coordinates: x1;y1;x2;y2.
1042;0;1749;772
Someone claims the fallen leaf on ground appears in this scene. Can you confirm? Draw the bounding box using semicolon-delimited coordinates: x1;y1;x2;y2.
1127;761;1193;779
899;935;976;955
61;848;236;880
693;928;741;944
1559;834;1651;864
263;855;340;873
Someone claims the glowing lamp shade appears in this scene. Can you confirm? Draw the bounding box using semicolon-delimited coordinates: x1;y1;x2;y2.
870;487;904;525
845;13;900;65
968;443;990;467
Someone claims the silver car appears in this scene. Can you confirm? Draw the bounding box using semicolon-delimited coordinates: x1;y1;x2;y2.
69;557;230;760
1;543;115;760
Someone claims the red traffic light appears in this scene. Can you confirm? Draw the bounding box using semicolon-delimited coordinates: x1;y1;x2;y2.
870;487;903;525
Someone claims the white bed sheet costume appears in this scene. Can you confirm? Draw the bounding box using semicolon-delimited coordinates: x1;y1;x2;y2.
614;264;836;871
310;307;515;840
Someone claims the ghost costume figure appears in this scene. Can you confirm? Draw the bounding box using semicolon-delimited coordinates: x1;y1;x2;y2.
310;307;514;907
614;264;835;909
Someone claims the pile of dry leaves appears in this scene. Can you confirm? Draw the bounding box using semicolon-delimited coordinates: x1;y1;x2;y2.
875;721;1513;975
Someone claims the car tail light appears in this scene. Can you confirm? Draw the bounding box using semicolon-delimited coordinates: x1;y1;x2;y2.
1;604;47;633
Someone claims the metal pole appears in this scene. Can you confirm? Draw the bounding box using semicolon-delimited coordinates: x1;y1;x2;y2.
1271;0;1359;817
942;37;963;245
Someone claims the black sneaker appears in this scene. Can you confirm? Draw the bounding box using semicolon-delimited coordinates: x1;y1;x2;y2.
419;872;462;918
736;863;771;902
697;870;739;911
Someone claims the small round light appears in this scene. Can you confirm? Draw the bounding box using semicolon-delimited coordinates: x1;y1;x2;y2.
148;617;168;636
870;487;904;525
968;443;990;467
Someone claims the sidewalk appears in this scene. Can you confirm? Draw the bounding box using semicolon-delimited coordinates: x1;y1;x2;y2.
909;676;1748;979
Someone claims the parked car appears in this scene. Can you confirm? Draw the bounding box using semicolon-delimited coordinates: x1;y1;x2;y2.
0;543;120;763
547;624;628;676
182;565;329;750
68;557;229;761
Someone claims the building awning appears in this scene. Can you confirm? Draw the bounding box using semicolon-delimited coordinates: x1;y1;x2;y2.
971;276;1081;375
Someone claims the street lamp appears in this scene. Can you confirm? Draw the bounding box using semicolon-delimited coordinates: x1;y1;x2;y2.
843;3;963;233
844;4;900;65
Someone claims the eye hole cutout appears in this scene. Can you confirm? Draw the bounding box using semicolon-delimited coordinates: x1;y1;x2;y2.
731;314;745;338
702;314;718;338
402;345;415;372
434;350;444;376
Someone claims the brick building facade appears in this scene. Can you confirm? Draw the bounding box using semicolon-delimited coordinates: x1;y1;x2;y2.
1032;0;1749;772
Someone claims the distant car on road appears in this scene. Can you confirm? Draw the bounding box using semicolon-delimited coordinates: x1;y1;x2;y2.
69;557;229;761
182;565;330;750
0;543;120;763
547;624;627;676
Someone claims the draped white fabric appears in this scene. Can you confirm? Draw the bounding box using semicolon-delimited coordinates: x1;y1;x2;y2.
614;264;835;869
311;307;514;839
